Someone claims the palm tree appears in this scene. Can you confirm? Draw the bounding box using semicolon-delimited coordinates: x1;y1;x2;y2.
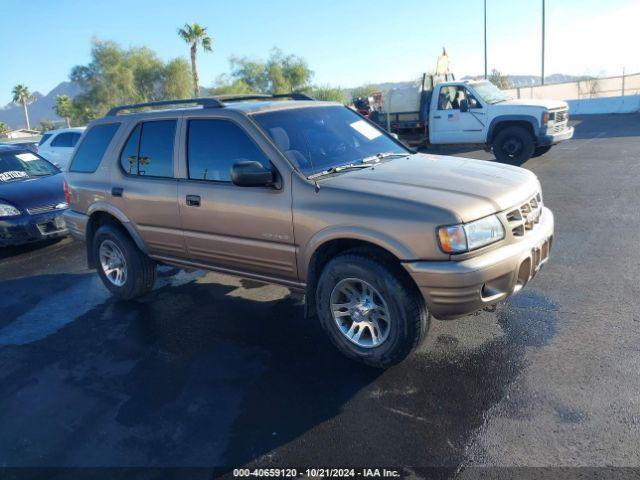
12;84;34;130
177;23;213;97
54;95;73;128
0;122;9;136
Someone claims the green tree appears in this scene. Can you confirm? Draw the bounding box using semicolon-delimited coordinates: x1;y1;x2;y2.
38;119;56;133
488;69;510;89
304;85;347;103
54;95;73;127
70;39;193;123
162;58;193;99
0;122;10;135
11;84;34;130
223;48;313;95
209;74;255;95
177;23;213;97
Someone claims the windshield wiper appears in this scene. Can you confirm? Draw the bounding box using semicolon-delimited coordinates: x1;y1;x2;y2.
363;152;411;163
308;162;372;179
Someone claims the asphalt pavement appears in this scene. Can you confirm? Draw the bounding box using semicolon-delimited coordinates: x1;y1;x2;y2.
0;114;638;478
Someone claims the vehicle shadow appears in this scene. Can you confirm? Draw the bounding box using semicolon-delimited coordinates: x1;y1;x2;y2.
0;270;558;475
0;237;65;261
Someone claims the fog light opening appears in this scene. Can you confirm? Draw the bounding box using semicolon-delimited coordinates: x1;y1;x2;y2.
515;258;532;293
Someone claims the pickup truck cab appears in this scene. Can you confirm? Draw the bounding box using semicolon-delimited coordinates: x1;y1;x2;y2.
63;95;554;367
377;79;574;164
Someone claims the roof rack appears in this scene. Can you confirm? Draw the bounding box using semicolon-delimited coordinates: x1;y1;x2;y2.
106;98;224;116
105;93;315;116
217;92;316;103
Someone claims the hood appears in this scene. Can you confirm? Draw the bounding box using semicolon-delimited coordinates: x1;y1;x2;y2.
0;172;66;211
498;98;567;110
321;154;540;223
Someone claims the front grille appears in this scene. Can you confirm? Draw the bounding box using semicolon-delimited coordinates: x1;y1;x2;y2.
505;193;543;237
555;109;568;123
27;203;67;215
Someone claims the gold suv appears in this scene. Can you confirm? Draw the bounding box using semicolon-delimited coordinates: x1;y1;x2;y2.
64;95;554;367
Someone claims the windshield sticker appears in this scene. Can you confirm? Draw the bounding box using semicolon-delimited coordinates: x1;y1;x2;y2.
15;153;39;161
350;120;382;140
0;170;28;182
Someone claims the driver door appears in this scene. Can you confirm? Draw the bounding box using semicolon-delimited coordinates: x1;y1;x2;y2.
430;86;486;144
177;116;298;281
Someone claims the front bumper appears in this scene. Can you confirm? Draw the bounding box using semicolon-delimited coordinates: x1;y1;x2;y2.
537;125;574;146
404;207;554;320
0;210;68;247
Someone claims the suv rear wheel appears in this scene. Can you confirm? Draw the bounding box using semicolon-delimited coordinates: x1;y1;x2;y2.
493;126;535;165
315;252;429;367
93;223;156;300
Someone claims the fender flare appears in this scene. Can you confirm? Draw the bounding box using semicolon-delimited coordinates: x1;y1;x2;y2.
86;202;149;254
487;115;540;143
298;225;416;281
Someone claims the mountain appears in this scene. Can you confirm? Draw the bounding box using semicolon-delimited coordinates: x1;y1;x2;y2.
0;81;81;129
461;73;588;88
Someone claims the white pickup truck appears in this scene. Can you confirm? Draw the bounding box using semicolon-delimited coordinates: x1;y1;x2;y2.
372;78;574;164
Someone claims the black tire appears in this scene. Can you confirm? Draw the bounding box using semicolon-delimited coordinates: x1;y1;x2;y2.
315;252;429;368
93;223;156;300
532;145;552;158
492;126;535;165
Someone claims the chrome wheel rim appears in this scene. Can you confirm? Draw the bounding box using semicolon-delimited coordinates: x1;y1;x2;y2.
99;239;127;287
330;278;391;348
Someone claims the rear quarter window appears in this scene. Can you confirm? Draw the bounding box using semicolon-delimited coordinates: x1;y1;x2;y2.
38;133;53;146
69;123;120;173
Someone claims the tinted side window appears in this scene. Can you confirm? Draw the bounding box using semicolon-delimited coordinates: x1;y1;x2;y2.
38;133;53;146
119;124;141;174
69;123;120;173
51;132;75;147
70;132;82;147
187;120;270;182
122;120;175;177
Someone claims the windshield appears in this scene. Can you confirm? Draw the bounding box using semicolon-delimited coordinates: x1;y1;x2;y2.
0;150;59;182
253;106;409;177
471;81;512;104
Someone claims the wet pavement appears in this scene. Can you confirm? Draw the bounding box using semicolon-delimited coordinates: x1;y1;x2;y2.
0;114;638;476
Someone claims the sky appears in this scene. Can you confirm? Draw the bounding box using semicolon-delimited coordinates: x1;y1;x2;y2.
1;0;638;104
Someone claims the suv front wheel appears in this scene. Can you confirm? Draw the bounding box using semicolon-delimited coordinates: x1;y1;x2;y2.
93;223;157;300
316;252;429;367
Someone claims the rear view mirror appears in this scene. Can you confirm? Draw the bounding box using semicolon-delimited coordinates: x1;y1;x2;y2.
231;160;275;187
459;99;469;113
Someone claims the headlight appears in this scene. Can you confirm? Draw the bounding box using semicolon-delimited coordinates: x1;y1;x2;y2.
0;202;21;217
438;214;505;254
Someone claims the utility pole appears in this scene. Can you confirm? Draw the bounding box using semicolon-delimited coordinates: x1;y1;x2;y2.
484;0;488;79
541;0;545;85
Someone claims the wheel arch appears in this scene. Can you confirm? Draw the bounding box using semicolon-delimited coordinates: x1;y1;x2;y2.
488;115;539;143
85;204;147;268
302;231;418;321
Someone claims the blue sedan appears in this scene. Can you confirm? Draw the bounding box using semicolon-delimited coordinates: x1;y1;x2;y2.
0;145;68;247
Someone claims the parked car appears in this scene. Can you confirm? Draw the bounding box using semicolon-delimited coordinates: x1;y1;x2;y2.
38;127;85;169
64;95;554;367
0;145;68;247
0;140;39;154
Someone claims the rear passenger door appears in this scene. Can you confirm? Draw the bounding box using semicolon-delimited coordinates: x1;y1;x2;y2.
177;117;297;281
110;119;186;257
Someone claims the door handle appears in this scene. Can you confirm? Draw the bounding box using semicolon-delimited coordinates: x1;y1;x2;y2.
186;195;201;207
433;115;442;119
111;187;123;197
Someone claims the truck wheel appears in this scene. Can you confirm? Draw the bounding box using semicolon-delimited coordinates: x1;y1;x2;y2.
532;145;552;158
93;223;156;300
493;126;535;165
315;252;429;368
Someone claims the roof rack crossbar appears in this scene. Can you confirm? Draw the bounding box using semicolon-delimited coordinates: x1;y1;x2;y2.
106;98;224;116
219;92;315;103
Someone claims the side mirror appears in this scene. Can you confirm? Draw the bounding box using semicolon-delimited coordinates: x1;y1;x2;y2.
231;160;275;187
459;98;469;113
